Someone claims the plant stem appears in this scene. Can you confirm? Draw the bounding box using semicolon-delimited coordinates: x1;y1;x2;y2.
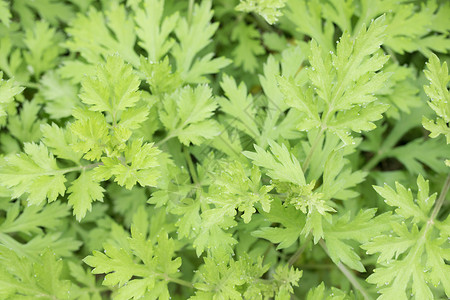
429;174;450;223
159;272;194;288
169;276;194;288
319;240;372;300
288;234;312;266
297;263;334;269
20;81;40;89
156;133;176;147
384;47;398;64
251;12;273;32
302;128;324;172
286;129;324;266
188;0;194;25
362;151;384;171
183;146;199;185
33;162;101;176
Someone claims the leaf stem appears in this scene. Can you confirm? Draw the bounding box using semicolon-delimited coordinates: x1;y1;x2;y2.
302;128;324;172
155;133;176;147
362;151;384;171
429;174;450;223
166;275;194;288
250;12;273;32
183;146;199;185
288;234;312;266
64;162;102;174
188;0;194;25
384;47;398;64
319;240;372;300
29;162;101;177
20;81;40;89
287;129;324;267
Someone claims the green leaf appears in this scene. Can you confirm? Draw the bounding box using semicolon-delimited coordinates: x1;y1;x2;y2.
12;0;75;27
253;199;305;249
384;2;450;56
285;0;335;51
272;264;303;299
324;209;391;272
321;149;367;200
422;54;450;145
0;0;11;27
80;55;141;115
387;137;450;174
218;74;260;140
134;0;179;62
0;143;66;205
230;22;265;73
40;70;81;119
0;202;69;235
193;214;238;257
70;109;109;161
236;0;287;24
363;176;448;299
68;171;104;221
244;140;334;243
377;63;421;119
172;198;202;239
423;116;450;144
172;1;231;83
140;56;182;95
0;247;71;299
23;20;63;78
8;100;44;143
64;5;138;69
243;140;305;186
277;75;321;131
208;162;273;224
306;282;350;300
41;123;82;163
372;175;435;223
160;85;220;145
192;255;244;299
108;184;148;227
0;72;23;119
94;139;161;189
67;262;103;300
281;16;390;143
84;210;182;300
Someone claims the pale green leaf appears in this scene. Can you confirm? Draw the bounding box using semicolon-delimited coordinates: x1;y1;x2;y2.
243;140;305;186
80;55;141;115
0;143;66;205
0;72;23;119
68;171;104;221
236;0;287;24
134;0;179;62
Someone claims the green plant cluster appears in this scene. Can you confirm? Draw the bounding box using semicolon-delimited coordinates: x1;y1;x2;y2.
0;0;449;299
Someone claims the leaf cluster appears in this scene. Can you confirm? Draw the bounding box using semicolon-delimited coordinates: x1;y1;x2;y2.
0;0;449;299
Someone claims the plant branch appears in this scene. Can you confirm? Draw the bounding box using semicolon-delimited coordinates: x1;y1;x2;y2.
319;240;372;300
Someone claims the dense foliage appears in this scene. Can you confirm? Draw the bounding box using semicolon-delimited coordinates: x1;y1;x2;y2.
0;0;449;299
